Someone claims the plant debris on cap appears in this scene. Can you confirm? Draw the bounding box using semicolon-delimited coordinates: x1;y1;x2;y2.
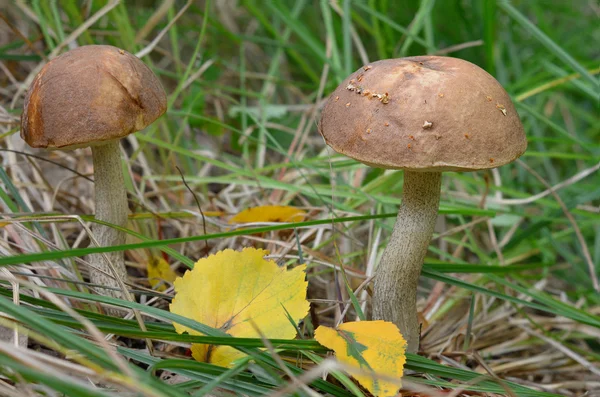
319;56;527;171
21;45;167;149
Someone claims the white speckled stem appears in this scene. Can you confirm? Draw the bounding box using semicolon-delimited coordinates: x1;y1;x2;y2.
372;171;441;353
90;141;128;300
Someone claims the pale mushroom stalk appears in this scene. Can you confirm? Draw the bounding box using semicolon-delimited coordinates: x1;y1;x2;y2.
372;171;441;353
90;141;129;296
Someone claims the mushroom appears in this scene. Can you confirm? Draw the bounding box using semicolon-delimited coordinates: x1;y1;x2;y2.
319;56;526;352
21;45;167;300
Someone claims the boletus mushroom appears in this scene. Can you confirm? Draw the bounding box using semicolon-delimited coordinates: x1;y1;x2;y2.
21;45;167;301
319;56;526;352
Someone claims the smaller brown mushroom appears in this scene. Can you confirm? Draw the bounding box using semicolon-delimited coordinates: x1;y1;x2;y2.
319;56;526;352
21;45;167;301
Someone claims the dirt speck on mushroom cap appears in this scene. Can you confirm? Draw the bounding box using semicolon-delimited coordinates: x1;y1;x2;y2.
21;45;167;149
319;56;527;171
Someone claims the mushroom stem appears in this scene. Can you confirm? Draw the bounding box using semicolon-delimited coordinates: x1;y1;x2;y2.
90;141;129;299
372;170;441;353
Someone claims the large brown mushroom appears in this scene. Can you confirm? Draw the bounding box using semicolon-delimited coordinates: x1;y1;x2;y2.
319;56;526;352
21;45;167;301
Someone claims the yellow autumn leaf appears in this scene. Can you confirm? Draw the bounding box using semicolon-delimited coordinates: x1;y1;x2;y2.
170;247;309;367
314;321;406;397
229;205;306;224
147;257;177;292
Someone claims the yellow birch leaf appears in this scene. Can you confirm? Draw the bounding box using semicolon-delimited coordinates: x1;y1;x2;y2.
147;257;177;292
170;247;309;367
229;205;306;224
314;321;406;397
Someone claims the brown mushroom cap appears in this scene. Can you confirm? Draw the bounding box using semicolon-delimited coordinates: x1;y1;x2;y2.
21;45;167;149
319;56;527;171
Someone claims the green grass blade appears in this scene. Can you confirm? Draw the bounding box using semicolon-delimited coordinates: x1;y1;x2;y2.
499;1;597;86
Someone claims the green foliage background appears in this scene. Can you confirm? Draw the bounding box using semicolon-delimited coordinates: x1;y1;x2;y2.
0;0;598;396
